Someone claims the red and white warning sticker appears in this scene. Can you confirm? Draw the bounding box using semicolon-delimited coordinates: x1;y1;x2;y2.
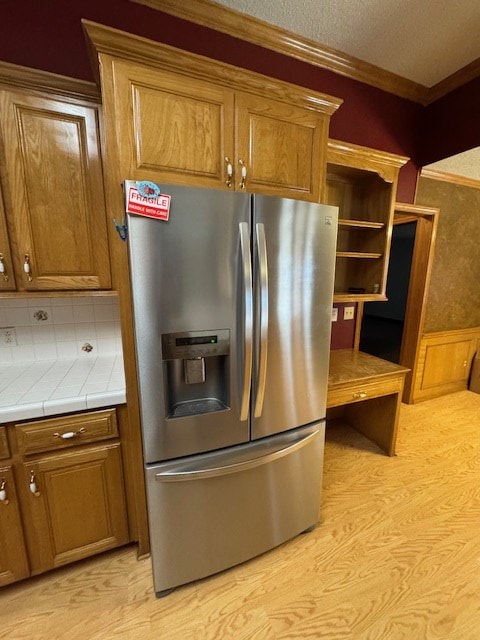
125;181;171;221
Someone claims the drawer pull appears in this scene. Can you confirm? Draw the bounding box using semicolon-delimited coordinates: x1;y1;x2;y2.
352;391;367;399
0;478;9;505
53;427;86;440
29;470;40;497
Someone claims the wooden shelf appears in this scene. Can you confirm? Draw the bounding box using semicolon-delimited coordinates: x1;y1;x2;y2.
338;219;385;229
336;251;382;259
333;292;387;303
326;139;408;301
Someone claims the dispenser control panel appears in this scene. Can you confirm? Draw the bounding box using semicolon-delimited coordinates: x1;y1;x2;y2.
161;329;230;360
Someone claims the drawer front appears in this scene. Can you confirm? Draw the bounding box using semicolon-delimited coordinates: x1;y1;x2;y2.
0;428;9;460
15;409;118;456
327;376;404;408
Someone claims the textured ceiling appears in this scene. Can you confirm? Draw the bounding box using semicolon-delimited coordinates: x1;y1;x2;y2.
215;0;480;180
215;0;480;87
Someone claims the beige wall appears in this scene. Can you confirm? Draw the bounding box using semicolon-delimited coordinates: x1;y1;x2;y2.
415;177;480;332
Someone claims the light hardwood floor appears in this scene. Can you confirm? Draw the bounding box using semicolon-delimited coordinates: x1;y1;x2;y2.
2;391;480;639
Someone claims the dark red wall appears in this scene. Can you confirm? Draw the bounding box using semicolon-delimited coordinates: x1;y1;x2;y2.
1;0;424;201
2;1;475;350
330;304;357;350
419;77;480;166
2;2;475;190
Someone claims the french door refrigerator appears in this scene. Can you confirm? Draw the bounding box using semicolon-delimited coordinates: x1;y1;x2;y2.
126;182;338;596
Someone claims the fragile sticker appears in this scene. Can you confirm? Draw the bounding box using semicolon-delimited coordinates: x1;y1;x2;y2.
125;182;171;221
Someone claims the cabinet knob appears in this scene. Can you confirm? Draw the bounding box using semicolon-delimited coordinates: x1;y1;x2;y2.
224;156;233;188
29;470;40;497
238;159;247;190
0;478;9;505
23;254;33;282
0;254;9;282
352;391;367;399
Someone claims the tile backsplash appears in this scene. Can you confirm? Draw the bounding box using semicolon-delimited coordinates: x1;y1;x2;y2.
0;296;122;365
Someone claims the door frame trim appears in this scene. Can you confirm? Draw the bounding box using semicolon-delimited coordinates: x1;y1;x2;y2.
354;202;439;403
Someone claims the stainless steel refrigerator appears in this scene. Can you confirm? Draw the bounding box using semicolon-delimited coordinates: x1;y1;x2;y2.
126;182;338;596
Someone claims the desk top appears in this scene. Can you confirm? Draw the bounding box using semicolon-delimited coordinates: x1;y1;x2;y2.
329;349;409;388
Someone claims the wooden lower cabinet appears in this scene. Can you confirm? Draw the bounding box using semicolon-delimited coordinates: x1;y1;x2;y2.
412;328;480;402
0;410;130;586
0;465;30;586
18;443;129;575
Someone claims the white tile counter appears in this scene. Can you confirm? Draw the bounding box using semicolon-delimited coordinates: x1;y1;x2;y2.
0;355;126;423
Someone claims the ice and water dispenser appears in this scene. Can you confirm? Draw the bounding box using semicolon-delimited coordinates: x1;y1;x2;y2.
161;329;230;419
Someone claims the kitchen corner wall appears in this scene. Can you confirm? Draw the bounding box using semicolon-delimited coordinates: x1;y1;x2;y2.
0;296;122;365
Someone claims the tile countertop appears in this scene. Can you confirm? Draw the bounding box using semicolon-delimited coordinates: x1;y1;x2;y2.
0;355;126;423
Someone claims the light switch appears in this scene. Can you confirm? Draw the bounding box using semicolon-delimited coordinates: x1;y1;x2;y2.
343;306;355;320
332;307;338;322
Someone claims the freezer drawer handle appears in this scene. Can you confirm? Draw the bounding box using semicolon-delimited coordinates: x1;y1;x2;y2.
239;222;253;421
154;430;318;482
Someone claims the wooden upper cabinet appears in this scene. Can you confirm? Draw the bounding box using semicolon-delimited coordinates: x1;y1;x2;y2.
0;90;111;290
0;188;16;291
325;140;409;302
109;59;330;200
235;92;326;201
112;60;234;189
89;24;342;201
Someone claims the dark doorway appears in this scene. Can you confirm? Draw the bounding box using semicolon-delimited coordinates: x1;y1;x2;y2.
360;220;417;363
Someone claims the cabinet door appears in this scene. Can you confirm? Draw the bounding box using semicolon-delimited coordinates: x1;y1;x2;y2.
0;187;16;291
111;59;235;189
19;443;129;575
414;331;479;401
0;90;111;290
235;92;327;201
0;465;30;586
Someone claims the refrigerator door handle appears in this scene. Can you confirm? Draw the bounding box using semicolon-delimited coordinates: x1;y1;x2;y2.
239;222;253;421
154;430;318;481
254;222;269;418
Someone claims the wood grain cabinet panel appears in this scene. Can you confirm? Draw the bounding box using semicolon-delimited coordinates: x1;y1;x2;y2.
0;465;30;586
19;443;129;575
0;188;16;291
16;409;118;456
235;92;326;201
112;60;235;189
0;427;9;460
412;328;480;402
0;90;111;290
106;54;336;201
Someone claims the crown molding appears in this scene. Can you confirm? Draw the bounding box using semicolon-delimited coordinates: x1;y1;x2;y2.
327;139;409;183
426;57;480;104
131;0;429;104
420;168;480;190
82;20;342;115
0;60;100;102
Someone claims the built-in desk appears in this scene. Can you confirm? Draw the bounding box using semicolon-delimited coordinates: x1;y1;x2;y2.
327;350;409;456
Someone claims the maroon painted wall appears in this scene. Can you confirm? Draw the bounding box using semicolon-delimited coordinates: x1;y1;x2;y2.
419;77;480;166
3;2;476;189
2;1;476;349
1;0;422;200
330;304;357;350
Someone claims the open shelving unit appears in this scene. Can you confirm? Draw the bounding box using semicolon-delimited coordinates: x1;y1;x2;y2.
324;140;409;302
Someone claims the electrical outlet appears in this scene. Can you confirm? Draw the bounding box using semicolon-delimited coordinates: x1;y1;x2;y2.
1;327;17;345
343;306;355;321
332;307;338;322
